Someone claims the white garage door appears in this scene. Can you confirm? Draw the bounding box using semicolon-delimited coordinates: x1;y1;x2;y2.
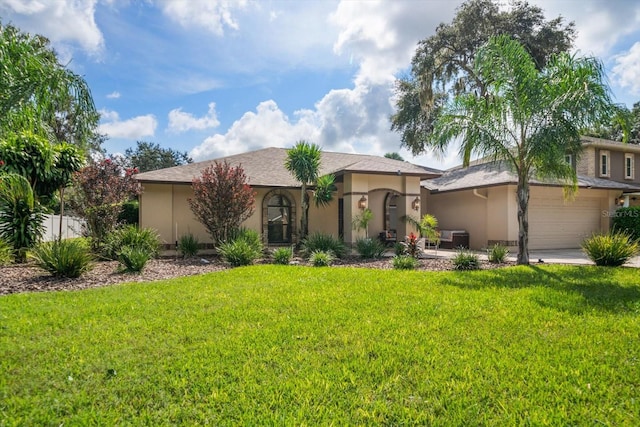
528;196;602;249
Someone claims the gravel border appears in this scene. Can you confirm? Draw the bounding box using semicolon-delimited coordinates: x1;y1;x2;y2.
0;255;514;296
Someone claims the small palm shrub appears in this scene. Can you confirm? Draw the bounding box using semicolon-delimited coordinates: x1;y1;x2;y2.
487;243;509;263
219;239;262;267
301;232;346;258
392;254;418;270
0;238;13;265
355;237;386;259
178;233;199;258
118;246;152;273
103;225;161;260
582;232;639;267
272;247;293;265
452;249;480;271
29;239;93;278
309;250;334;267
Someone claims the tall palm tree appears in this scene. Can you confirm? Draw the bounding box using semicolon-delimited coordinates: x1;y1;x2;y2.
0;23;97;152
285;141;335;241
430;35;619;265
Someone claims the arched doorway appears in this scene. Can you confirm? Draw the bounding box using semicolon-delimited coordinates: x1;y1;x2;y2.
262;190;296;244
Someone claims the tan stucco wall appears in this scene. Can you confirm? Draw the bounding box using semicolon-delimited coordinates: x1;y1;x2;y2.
343;173;421;243
424;184;616;250
424;189;488;249
140;173;423;246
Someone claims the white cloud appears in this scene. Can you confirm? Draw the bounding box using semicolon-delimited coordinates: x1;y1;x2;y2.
189;100;318;160
98;109;157;139
158;0;249;35
188;84;444;168
0;0;104;56
168;102;221;133
536;0;640;57
612;42;640;96
330;0;457;85
106;91;121;99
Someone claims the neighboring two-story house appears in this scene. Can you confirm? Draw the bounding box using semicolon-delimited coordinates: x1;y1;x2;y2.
422;136;640;250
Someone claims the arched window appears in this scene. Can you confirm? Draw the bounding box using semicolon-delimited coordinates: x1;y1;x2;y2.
263;190;296;244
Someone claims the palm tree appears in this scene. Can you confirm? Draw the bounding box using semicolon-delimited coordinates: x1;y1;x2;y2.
429;35;619;265
285;141;335;241
384;152;404;161
0;23;97;152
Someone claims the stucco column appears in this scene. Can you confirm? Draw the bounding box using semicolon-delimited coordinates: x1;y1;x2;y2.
343;173;370;245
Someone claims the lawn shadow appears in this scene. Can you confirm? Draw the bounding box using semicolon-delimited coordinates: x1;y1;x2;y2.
440;265;640;314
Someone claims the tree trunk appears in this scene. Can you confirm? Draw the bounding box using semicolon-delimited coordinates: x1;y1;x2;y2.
516;179;530;265
300;183;309;241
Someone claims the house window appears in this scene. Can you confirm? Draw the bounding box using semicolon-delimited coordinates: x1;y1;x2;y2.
600;151;610;177
564;154;573;166
625;153;635;180
262;189;296;244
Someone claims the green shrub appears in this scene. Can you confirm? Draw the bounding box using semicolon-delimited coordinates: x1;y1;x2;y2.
355;237;386;259
301;232;346;258
452;249;480;271
29;239;93;278
582;232;639;267
103;225;160;260
392;254;418;270
178;233;199;258
487;243;509;263
118;200;139;225
219;239;262;267
393;242;406;256
118;246;152;273
0;238;14;265
227;227;261;246
272;247;293;265
611;206;640;240
309;250;334;267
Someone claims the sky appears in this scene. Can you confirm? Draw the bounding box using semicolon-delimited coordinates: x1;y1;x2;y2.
1;0;640;170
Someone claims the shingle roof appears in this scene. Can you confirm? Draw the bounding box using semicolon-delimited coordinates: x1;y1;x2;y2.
423;161;640;193
580;136;640;153
135;147;441;186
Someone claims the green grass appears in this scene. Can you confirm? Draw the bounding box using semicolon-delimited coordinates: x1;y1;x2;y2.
1;265;639;425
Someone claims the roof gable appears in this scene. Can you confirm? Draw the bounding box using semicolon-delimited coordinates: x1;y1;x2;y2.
424;161;640;193
136;147;441;186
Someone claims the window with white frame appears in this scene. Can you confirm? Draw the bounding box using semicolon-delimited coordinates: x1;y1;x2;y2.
625;153;635;180
564;154;573;165
600;150;610;177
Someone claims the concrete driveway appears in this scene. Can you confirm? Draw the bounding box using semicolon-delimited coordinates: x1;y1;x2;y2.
429;248;640;267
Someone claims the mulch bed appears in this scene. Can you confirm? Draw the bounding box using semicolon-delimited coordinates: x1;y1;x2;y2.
0;255;514;296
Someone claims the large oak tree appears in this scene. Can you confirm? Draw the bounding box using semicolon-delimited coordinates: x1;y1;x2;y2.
391;0;575;155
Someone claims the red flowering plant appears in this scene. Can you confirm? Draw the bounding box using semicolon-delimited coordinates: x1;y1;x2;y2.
403;232;421;258
69;156;141;250
188;161;256;244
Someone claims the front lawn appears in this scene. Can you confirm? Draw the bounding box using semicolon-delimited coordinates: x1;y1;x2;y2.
1;265;639;425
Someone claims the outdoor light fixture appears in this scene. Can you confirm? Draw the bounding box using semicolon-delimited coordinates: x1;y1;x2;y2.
412;196;421;211
617;195;626;207
358;195;367;210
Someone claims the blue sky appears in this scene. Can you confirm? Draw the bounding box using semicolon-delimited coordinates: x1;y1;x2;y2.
2;0;640;170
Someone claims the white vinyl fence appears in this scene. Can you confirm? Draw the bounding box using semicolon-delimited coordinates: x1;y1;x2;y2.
41;214;85;241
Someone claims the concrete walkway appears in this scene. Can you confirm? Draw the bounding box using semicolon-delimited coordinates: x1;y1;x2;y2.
423;248;640;267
